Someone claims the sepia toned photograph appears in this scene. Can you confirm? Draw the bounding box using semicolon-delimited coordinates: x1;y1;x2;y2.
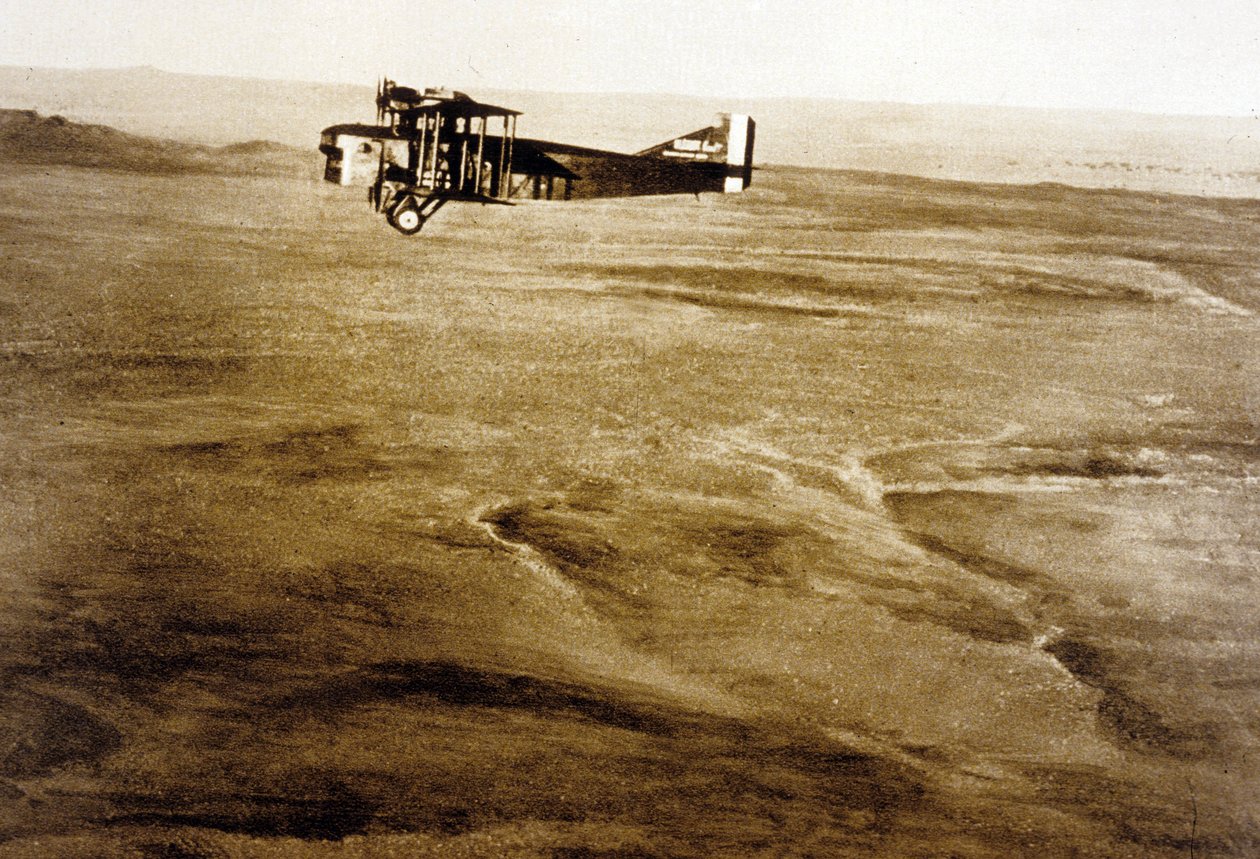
1;2;1257;856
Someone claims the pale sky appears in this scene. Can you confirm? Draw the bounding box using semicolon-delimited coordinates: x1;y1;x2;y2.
4;1;1259;116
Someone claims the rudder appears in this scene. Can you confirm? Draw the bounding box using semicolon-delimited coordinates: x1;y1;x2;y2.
724;114;755;193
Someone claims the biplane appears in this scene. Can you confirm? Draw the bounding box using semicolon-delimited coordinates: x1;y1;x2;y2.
319;81;756;234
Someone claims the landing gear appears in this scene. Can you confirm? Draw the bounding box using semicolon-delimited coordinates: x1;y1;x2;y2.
387;195;424;235
386;194;448;236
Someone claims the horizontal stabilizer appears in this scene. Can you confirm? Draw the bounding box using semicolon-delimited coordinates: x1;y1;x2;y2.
636;113;756;192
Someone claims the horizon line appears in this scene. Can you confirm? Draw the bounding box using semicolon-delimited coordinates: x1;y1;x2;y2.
3;62;1256;124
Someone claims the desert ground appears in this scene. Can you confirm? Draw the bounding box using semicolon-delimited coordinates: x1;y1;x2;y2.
0;116;1258;856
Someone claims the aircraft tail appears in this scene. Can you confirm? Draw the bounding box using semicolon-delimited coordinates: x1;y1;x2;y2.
636;113;756;192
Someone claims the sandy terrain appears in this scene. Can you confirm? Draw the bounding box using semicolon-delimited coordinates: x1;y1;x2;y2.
0;141;1258;856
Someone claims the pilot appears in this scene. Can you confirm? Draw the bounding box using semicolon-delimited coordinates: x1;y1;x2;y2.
436;142;455;190
436;114;463;190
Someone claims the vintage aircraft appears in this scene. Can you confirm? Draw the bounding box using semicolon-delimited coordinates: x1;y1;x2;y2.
319;81;756;234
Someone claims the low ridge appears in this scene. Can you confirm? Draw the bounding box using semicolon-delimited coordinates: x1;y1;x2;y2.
0;108;311;177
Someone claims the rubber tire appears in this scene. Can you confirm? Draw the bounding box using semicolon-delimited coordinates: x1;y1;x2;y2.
388;197;424;235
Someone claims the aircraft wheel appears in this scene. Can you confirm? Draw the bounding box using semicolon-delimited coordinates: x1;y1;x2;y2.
388;197;424;235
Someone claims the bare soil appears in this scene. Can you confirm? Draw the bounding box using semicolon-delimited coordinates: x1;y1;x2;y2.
0;155;1257;856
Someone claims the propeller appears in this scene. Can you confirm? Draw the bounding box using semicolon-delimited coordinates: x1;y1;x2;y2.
375;76;384;125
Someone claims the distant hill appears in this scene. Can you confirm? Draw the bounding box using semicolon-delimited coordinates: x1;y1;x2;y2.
1;65;1257;197
0;107;311;177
